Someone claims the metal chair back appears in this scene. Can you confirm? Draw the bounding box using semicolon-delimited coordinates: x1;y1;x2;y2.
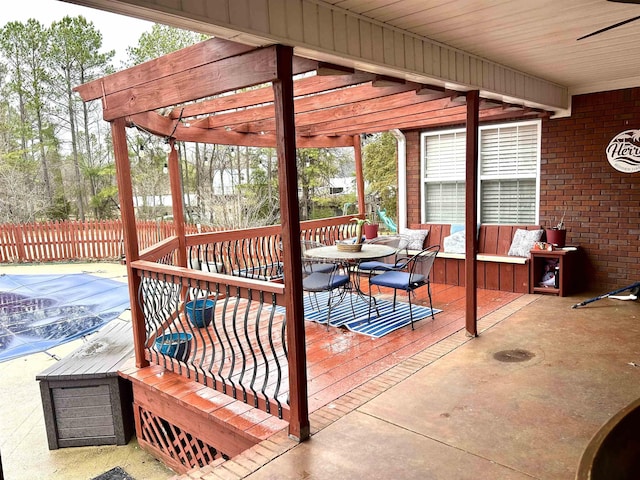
300;247;350;329
361;234;410;269
367;244;440;329
407;244;439;284
300;240;336;274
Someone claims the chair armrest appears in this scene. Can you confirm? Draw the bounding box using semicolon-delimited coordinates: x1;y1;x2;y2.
392;256;411;269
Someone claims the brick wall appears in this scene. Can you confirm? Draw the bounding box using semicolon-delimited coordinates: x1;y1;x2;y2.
404;130;421;224
541;88;640;291
402;88;640;292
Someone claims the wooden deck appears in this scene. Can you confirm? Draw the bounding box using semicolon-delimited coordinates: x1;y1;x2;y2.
120;281;522;472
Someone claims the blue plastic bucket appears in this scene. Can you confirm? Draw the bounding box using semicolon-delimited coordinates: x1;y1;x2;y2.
154;332;192;361
185;299;215;327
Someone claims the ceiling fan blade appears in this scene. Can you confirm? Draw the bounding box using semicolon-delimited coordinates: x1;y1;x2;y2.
608;0;640;4
577;14;640;40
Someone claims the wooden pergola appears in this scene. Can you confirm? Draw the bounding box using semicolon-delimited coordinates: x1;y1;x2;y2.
75;37;549;440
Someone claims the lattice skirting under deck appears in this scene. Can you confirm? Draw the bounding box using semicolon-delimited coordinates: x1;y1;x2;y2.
134;403;227;474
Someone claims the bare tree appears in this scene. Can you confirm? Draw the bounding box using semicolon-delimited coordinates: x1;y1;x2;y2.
0;167;47;223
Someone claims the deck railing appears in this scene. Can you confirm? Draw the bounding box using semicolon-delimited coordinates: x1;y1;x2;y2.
133;260;289;418
187;225;284;280
138;236;181;265
132;215;361;420
185;215;361;281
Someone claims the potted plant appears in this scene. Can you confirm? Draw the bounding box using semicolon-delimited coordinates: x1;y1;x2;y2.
545;212;567;247
351;217;369;244
154;332;192;361
338;218;369;251
363;212;379;240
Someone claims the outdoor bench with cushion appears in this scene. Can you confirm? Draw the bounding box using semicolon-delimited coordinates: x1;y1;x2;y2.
405;223;543;293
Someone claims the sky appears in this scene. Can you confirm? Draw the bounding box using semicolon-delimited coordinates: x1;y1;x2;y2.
2;0;155;65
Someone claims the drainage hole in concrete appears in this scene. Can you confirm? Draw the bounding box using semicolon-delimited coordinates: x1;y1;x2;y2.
493;349;535;363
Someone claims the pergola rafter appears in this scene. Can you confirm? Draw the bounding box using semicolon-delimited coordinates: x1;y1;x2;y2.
171;72;377;120
75;37;549;149
201;82;425;130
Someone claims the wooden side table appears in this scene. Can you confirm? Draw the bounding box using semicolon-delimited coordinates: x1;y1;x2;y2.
529;247;579;297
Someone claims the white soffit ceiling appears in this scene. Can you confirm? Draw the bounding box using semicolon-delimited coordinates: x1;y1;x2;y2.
325;0;640;95
62;0;640;109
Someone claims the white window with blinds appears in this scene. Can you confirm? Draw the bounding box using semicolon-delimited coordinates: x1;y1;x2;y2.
421;129;466;223
479;122;540;223
421;120;541;225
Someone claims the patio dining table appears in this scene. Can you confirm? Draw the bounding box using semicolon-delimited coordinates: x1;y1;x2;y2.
303;243;397;301
303;243;396;264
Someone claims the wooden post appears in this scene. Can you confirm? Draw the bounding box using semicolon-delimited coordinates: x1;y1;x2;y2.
273;45;310;441
354;135;365;216
111;117;149;368
465;90;479;337
167;138;188;269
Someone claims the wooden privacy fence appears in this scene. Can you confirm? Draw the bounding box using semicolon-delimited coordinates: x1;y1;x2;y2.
0;220;209;263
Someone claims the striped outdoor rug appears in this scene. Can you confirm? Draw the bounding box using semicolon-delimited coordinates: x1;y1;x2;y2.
278;291;441;338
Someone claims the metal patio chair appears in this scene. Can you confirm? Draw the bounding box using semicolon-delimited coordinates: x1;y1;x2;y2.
367;245;440;330
300;240;336;274
359;234;411;275
359;234;410;294
302;256;351;330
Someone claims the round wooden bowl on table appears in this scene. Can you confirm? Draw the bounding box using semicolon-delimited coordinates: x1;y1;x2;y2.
336;243;363;253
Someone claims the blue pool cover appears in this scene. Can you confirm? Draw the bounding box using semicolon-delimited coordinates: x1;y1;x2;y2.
0;273;130;362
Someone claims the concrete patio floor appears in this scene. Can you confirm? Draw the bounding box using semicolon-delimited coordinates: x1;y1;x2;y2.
1;262;639;479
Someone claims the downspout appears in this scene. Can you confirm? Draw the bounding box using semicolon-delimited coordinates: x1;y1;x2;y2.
353;135;365;218
390;129;407;231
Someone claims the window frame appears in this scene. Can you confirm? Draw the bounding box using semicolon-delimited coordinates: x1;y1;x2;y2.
420;127;467;224
420;119;541;225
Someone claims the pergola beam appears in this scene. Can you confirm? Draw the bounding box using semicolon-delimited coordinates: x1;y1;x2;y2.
303;105;546;137
101;46;281;121
126;112;175;137
123;115;354;147
237;90;452;135
75;37;256;102
128;85;542;141
416;84;446;96
128;94;543;142
296;96;457;136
